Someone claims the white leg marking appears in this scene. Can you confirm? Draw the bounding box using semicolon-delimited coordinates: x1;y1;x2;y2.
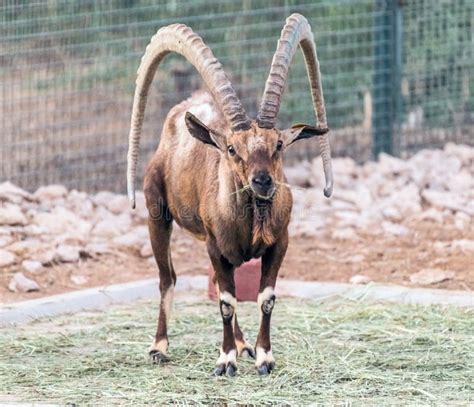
255;346;274;367
257;287;275;309
220;291;237;309
219;291;237;323
162;285;174;324
257;286;275;318
216;348;237;366
149;338;168;355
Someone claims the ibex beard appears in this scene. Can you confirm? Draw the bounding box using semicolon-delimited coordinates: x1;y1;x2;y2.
127;14;333;376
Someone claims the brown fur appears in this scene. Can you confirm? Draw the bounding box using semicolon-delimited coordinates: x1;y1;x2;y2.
145;90;294;374
145;91;292;267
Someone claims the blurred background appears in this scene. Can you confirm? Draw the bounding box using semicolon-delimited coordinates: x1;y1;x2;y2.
1;0;472;192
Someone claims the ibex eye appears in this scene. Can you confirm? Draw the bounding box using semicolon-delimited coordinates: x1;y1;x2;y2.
227;145;236;156
276;140;283;151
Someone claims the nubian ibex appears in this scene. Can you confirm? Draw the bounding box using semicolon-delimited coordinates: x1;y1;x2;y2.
127;13;333;376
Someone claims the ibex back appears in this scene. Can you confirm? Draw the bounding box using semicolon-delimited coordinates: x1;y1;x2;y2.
127;13;333;376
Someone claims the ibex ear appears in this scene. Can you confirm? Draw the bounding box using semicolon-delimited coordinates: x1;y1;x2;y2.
185;112;224;150
282;123;330;147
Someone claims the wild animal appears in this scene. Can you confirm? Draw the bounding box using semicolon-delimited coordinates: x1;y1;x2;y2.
127;13;333;376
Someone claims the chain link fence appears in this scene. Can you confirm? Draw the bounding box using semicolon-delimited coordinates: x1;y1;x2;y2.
1;0;472;192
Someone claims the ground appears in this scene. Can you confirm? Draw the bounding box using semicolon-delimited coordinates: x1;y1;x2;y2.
1;295;472;404
1;216;473;304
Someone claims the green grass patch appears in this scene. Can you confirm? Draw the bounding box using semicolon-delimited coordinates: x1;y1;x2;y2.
0;297;473;404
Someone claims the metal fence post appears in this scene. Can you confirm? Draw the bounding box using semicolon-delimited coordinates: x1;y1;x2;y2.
372;0;403;157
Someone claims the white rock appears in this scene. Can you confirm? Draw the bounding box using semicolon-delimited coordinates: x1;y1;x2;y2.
382;221;409;236
37;250;56;265
66;190;94;219
0;203;28;225
334;210;359;226
433;241;449;252
112;226;148;250
106;194;131;215
34;185;68;201
381;206;403;222
350;274;372;284
132;191;149;220
289;217;327;237
331;228;359;240
409;268;456;285
53;233;88;246
92;214;131;238
22;260;44;274
330;199;357;211
355;212;379;229
85;242;110;255
0;182;33;203
422;189;473;216
0;235;14;248
394;183;422;214
0;227;11;235
454;212;471;230
445;170;472;193
330;157;358;177
0;249;16;267
6;239;44;256
418;208;444;223
300;188;331;209
70;275;88;285
346;254;365;263
8;272;40;292
34;207;91;240
284;162;313;187
333;185;373;210
410;150;461;187
374;183;422;219
451;240;474;253
140;241;153;258
55;245;81;263
22;224;48;236
378;153;410;175
444;143;474;166
92;191;117;207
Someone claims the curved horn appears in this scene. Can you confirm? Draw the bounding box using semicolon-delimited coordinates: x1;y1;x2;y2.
257;14;333;197
127;24;251;208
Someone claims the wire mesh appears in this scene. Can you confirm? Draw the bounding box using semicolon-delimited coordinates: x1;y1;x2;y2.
399;0;473;154
0;0;472;192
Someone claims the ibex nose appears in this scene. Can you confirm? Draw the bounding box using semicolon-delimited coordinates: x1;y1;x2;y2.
251;171;273;189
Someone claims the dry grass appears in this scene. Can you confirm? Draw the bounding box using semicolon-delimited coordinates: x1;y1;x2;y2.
0;296;473;404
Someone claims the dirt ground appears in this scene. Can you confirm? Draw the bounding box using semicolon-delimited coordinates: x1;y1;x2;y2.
1;216;472;304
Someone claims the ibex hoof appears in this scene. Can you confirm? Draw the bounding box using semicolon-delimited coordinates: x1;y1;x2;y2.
213;362;237;377
149;350;170;364
255;347;275;375
256;361;275;376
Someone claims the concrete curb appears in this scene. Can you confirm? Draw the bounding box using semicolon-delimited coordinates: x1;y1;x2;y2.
0;276;206;327
1;276;472;326
277;280;474;308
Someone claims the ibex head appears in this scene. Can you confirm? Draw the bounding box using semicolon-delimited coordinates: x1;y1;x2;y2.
127;14;333;207
185;113;328;200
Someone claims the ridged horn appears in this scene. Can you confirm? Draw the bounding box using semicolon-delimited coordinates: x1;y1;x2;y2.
257;13;333;197
127;24;251;208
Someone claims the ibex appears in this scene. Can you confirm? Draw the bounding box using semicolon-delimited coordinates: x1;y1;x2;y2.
127;13;333;376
